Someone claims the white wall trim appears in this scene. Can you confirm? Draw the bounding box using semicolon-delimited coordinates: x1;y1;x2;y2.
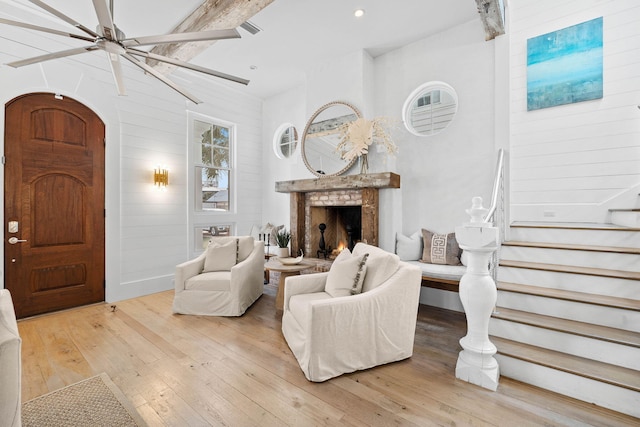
110;274;174;303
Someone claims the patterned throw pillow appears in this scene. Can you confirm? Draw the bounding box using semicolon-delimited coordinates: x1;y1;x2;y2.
324;249;369;297
420;229;462;266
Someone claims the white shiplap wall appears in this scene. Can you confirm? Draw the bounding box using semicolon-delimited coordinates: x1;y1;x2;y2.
0;5;263;301
509;0;640;223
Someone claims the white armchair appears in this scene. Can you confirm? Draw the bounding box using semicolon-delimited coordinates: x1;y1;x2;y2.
173;236;264;316
281;243;422;382
0;289;21;427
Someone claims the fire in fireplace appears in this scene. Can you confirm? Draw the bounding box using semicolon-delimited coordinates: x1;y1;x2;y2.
309;205;361;257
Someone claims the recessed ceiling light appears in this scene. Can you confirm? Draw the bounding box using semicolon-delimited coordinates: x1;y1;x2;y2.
354;9;365;18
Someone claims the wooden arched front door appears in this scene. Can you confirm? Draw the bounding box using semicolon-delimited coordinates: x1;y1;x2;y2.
4;93;105;318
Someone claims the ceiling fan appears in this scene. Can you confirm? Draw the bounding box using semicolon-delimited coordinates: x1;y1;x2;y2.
0;0;251;104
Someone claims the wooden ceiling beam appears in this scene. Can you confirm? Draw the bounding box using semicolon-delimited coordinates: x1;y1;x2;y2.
149;0;273;73
474;0;505;41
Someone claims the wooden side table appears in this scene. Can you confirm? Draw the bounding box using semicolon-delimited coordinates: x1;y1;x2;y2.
264;259;314;312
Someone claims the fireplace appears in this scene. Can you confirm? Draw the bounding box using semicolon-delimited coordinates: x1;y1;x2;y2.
275;173;400;258
308;195;362;257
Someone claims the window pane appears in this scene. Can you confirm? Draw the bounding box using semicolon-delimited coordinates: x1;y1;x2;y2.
197;225;232;249
194;120;212;144
199;144;211;166
277;126;298;158
212;146;229;168
281;141;291;157
194;140;204;166
211;124;230;148
197;166;230;211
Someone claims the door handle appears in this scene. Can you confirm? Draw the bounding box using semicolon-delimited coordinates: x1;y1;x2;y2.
8;237;27;244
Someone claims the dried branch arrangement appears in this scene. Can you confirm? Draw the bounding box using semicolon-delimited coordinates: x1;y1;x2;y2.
336;117;398;161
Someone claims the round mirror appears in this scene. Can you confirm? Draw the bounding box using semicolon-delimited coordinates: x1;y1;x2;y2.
273;123;298;159
402;81;458;136
302;101;361;177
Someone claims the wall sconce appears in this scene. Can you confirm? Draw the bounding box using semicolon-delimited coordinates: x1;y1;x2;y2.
154;167;169;190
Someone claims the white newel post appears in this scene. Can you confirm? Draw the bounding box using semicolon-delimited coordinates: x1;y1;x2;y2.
454;196;500;391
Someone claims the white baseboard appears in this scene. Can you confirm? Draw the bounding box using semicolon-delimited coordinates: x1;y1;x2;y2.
106;275;174;303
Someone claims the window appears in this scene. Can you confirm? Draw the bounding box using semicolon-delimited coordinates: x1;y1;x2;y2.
273;123;298;159
193;117;234;211
196;224;233;250
402;81;458;137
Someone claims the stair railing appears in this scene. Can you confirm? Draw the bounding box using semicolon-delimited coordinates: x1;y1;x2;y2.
484;148;506;285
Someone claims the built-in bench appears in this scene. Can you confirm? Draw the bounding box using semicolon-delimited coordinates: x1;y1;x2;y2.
406;261;465;292
395;230;466;293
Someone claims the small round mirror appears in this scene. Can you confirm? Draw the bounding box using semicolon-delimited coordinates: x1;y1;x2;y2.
402;81;458;136
273;123;298;159
301;101;361;177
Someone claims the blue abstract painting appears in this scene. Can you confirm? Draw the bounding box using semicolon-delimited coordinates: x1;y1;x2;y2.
527;17;603;111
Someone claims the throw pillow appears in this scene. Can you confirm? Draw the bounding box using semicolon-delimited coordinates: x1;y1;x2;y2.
395;231;423;261
203;240;237;272
325;250;369;297
352;243;400;293
420;229;462;266
210;236;255;262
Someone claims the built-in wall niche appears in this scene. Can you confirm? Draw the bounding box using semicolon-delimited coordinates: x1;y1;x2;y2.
309;206;362;257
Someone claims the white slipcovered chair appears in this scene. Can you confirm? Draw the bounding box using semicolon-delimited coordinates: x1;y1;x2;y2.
173;236;264;316
0;289;21;427
282;243;422;382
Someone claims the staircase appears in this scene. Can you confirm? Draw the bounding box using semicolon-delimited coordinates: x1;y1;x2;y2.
490;222;640;418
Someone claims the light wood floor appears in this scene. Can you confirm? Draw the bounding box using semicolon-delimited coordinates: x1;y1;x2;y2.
18;285;639;426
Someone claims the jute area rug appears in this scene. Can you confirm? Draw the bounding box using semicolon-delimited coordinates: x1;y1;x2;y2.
22;373;147;427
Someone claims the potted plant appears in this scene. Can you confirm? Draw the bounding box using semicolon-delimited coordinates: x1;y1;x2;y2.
275;228;291;257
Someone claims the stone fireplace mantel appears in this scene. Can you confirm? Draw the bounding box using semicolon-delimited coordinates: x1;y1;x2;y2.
275;173;400;257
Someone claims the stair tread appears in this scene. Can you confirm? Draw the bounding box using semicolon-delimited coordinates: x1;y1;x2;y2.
502;240;640;254
491;336;640;392
492;307;640;348
497;281;640;311
510;221;640;231
500;259;640;280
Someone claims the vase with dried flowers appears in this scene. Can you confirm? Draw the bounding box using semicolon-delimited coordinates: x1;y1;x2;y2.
336;117;397;174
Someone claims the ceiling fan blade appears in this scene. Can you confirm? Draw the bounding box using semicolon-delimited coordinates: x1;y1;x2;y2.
121;28;240;48
27;0;100;38
121;53;202;104
91;0;117;40
127;49;249;86
106;52;126;96
0;17;95;42
6;45;99;68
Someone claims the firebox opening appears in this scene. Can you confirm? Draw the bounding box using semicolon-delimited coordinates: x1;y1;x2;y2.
309;206;362;258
